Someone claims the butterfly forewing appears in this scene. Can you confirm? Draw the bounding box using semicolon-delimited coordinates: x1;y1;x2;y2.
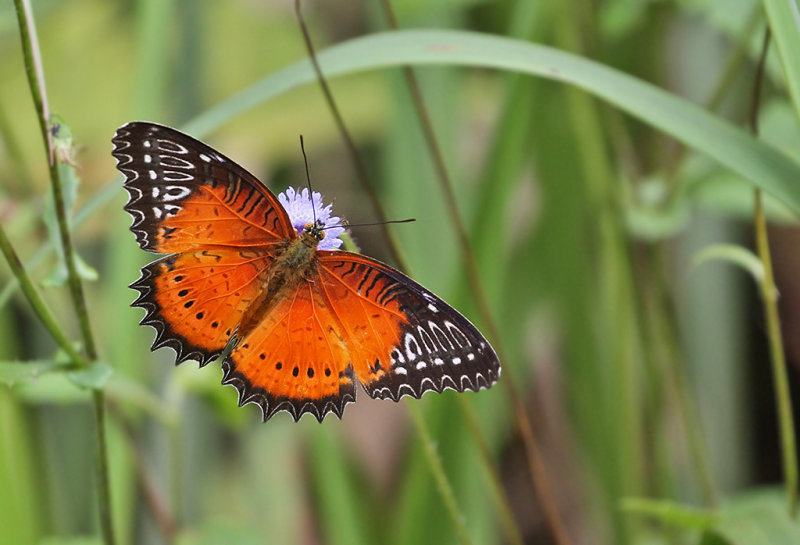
112;122;294;254
114;122;295;367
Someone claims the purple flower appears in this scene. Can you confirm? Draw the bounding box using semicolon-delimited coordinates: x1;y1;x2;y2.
278;187;345;251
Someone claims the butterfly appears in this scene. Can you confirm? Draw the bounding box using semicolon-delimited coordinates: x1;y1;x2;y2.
112;122;500;421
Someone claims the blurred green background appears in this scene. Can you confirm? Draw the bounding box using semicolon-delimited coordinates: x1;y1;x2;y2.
2;0;800;544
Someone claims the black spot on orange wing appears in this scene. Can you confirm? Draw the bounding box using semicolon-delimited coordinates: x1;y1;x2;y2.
130;249;273;366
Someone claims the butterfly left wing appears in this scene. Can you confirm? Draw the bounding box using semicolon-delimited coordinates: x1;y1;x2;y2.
316;252;500;402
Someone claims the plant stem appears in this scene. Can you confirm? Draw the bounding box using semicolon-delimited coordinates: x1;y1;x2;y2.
407;402;475;545
377;2;565;544
0;224;85;366
294;0;409;272
754;191;798;516
13;1;114;542
750;26;798;518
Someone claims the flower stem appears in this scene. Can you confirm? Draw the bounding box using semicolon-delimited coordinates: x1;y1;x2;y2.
750;27;798;518
294;0;409;273
12;1;114;542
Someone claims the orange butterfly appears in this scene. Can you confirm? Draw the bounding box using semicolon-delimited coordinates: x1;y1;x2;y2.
112;122;500;421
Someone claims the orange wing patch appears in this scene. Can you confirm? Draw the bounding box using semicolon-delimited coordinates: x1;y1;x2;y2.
132;249;272;365
318;251;501;403
315;254;409;385
112;122;294;254
146;183;291;254
222;282;358;421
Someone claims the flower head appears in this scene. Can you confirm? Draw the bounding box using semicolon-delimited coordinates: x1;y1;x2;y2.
278;187;345;251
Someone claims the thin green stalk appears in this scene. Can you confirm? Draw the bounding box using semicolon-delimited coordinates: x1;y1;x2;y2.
14;0;98;361
551;0;643;539
294;4;478;541
0;224;85;366
406;402;475;545
294;0;408;272
378;3;562;544
642;247;719;506
750;28;798;517
455;398;524;545
754;191;798;516
13;1;114;543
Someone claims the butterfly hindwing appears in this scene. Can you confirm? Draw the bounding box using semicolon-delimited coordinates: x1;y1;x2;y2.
317;252;501;402
131;249;275;366
221;282;358;422
112;121;294;254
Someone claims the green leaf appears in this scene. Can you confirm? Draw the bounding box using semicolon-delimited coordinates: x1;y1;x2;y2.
40;536;101;545
176;521;264;545
0;360;69;386
763;0;800;124
701;488;800;545
66;361;113;390
186;29;800;213
691;244;765;284
621;497;719;531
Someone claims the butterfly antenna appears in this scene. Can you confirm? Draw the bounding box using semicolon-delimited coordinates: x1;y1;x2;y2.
299;134;317;225
322;218;417;231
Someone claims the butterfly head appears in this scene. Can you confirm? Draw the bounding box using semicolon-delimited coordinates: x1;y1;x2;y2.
300;220;326;248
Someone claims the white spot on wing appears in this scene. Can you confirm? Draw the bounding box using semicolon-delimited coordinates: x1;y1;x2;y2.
416;361;427;370
452;357;461;365
149;170;157;180
404;333;421;361
394;367;407;375
162;185;191;201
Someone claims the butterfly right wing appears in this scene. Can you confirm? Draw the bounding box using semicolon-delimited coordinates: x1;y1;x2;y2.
112;121;295;254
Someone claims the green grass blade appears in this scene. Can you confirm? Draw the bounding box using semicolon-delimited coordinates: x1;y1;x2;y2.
183;29;800;213
762;0;800;123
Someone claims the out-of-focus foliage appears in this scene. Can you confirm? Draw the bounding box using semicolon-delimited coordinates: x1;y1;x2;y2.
2;1;800;545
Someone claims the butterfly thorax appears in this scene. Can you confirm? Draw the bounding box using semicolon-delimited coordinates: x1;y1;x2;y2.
235;221;326;341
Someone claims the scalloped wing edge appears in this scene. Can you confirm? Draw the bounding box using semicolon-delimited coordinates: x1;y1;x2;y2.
220;358;358;422
129;263;222;367
112;125;157;252
364;366;500;402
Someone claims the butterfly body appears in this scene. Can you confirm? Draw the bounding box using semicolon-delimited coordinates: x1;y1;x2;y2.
113;122;500;421
236;223;323;341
